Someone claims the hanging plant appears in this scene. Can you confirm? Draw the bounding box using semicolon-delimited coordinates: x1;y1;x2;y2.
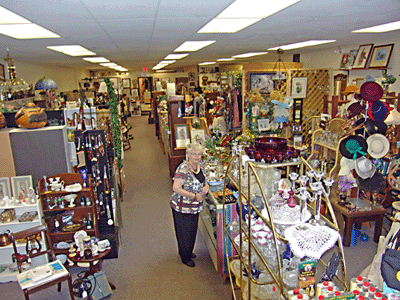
104;78;123;170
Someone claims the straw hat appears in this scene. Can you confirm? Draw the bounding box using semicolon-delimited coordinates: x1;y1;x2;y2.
366;133;390;159
342;84;360;95
339;135;368;160
354;156;376;179
360;81;383;102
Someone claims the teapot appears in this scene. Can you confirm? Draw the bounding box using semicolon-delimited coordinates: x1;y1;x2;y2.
0;230;12;247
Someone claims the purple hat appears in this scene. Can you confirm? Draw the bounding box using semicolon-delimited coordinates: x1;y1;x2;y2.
347;102;366;119
367;100;393;123
360;81;383;102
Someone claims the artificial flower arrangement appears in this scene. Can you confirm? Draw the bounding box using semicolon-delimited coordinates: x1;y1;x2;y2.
204;128;232;164
338;176;354;193
381;69;397;86
338;176;355;201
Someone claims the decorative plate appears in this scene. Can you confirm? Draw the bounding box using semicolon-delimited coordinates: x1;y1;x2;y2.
64;183;82;192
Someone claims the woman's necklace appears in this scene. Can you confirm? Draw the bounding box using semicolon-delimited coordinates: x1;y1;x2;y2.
188;162;199;173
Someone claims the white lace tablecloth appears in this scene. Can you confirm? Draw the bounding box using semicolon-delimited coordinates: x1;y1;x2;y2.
284;223;340;260
262;205;312;225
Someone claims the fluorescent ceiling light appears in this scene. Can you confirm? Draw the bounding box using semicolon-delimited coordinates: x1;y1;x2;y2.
47;45;95;56
0;6;31;24
198;62;216;66
153;65;164;70
352;20;400;33
83;57;110;63
100;62;118;68
159;60;176;65
217;0;301;18
164;54;188;60
198;18;261;33
217;58;235;61
268;40;336;50
174;41;215;52
0;24;60;39
232;52;268;58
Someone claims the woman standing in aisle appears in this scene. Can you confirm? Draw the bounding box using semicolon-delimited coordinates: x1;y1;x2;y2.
170;142;209;267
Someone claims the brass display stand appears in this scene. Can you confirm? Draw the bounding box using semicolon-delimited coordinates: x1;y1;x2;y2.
222;155;348;299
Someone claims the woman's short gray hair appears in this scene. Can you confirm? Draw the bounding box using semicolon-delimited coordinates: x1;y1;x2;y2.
186;142;204;155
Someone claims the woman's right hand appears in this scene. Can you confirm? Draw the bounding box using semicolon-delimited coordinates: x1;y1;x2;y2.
195;193;203;201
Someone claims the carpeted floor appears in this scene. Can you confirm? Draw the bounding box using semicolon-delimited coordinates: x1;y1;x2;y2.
0;115;380;299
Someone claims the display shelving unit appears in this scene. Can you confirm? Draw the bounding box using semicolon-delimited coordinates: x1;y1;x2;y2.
0;200;45;283
222;155;348;299
37;173;98;257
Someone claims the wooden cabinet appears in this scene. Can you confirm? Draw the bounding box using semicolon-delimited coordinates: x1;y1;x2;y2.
37;173;98;256
0;200;45;283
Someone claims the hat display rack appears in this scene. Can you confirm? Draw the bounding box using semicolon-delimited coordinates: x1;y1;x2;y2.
342;81;391;206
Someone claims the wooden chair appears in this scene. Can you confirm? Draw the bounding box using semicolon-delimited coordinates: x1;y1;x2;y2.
11;224;75;300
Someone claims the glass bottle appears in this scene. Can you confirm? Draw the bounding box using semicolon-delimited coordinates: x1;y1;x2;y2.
86;213;93;230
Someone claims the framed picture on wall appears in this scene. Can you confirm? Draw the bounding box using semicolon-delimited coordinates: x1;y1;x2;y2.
0;177;12;199
122;78;131;89
175;124;190;148
339;54;349;69
368;44;394;69
0;63;5;81
190;129;205;144
346;49;358;69
249;72;275;95
291;77;308;98
11;175;33;201
352;44;373;69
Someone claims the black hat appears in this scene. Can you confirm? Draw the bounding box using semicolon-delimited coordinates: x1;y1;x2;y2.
357;172;386;193
339;135;368;160
355;118;387;136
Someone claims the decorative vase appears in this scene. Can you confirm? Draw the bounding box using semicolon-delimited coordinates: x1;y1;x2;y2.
0;111;5;129
14;102;47;129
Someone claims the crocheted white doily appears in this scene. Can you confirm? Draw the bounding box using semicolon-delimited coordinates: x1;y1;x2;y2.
284;223;340;260
261;205;312;225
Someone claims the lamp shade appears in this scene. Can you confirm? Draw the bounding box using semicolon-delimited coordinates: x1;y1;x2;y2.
273;71;286;81
98;82;108;93
35;77;57;90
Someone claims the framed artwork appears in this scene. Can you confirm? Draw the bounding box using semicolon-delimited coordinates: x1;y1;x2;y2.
291;77;308;98
190;129;206;144
293;98;303;123
346;49;358;69
108;77;118;89
339;54;349;69
368;44;394;69
131;88;139;99
0;63;5;81
122;78;131;89
352;44;374;69
0;177;12;199
175;124;190;148
257;118;270;132
11;175;33;201
249;72;275;94
188;72;195;82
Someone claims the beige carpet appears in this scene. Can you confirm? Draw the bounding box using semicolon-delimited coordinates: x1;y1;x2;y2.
0;115;380;299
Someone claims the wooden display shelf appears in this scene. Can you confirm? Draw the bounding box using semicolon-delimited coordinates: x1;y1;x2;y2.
43;205;94;213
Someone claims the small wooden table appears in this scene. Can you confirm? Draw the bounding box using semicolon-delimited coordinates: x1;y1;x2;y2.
331;197;386;247
68;247;116;290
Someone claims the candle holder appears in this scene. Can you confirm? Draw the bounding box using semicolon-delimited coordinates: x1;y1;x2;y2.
290;170;334;226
